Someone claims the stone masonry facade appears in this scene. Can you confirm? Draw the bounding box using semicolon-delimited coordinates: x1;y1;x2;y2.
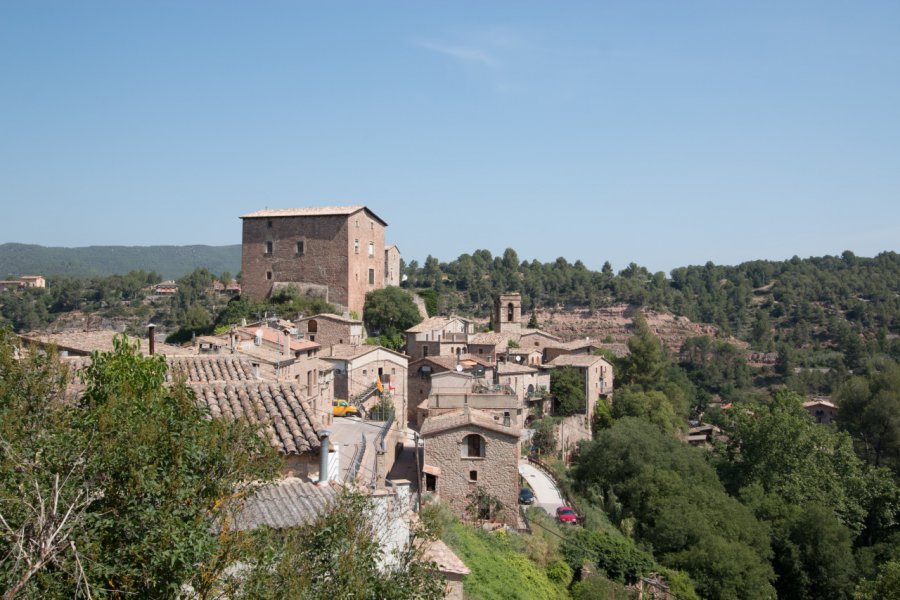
423;416;520;527
240;206;388;316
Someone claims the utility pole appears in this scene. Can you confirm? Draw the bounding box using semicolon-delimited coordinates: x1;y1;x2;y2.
414;432;422;511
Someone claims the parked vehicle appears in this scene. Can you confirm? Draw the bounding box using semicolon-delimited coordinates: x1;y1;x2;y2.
332;400;359;417
556;506;578;524
519;488;535;505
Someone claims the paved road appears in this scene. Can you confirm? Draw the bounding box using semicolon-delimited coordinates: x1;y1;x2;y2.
518;461;565;515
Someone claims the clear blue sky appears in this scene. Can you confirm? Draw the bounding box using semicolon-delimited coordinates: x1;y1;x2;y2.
2;1;898;274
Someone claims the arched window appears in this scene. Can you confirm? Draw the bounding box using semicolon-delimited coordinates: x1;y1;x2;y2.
461;434;485;458
507;303;514;322
308;319;318;333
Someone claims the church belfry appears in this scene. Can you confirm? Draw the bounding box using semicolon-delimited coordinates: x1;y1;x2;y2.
493;293;522;333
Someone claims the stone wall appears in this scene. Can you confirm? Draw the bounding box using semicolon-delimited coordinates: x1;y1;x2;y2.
423;425;519;527
240;211;386;315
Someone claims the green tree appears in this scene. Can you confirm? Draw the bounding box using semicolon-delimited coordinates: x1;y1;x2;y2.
622;311;669;388
363;287;423;340
0;332;279;598
551;366;586;416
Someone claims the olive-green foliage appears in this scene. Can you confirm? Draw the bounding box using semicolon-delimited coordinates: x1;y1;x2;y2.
442;520;569;600
719;390;899;537
679;335;751;394
561;528;654;584
417;289;440;317
0;331;279;598
228;491;446;600
530;417;559;456
854;560;900;600
363;287;423;339
572;418;776;599
570;574;632;600
621;312;669;388
836;360;900;475
551;366;586;416
610;386;682;434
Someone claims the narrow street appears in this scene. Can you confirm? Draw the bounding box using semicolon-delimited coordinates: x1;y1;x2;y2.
518;460;565;515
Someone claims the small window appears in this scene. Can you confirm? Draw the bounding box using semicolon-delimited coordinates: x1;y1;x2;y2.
370;220;374;230
265;241;273;255
308;319;318;333
425;473;436;492
368;241;375;257
267;220;272;228
368;268;375;285
309;335;315;342
296;241;305;255
354;239;360;254
266;271;272;280
423;346;429;357
463;434;485;458
469;470;478;482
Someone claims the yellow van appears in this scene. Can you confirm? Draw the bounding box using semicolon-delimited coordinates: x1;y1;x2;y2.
332;400;359;417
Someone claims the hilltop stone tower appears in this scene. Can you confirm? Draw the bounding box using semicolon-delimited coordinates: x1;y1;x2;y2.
240;205;392;316
493;293;522;334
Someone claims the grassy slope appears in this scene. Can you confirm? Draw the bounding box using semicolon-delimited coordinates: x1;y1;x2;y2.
443;522;569;600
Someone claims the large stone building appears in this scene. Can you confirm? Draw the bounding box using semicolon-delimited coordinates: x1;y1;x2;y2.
240;205;395;315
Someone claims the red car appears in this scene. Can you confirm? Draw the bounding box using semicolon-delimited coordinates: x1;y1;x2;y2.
556;506;578;524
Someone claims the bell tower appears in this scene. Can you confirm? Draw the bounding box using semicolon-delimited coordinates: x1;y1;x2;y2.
493;293;522;333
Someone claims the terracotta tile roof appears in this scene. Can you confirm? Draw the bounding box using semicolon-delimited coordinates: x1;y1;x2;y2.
552;339;601;350
496;362;537;375
420;407;520;438
804;398;837;409
548;354;611;368
422;539;470;576
168;356;256;383
193;382;322;455
20;331;191;357
64;355;256;385
405;316;471;334
232;479;337;531
237;327;320;352
297;313;362;325
240;205;387;226
321;344;409;362
410;356;460;371
516;329;561;341
469;332;508;346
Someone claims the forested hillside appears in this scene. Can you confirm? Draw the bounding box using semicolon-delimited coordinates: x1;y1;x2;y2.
404;249;900;376
0;243;241;279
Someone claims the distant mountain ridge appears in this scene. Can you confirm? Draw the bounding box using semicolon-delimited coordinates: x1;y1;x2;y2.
0;243;242;280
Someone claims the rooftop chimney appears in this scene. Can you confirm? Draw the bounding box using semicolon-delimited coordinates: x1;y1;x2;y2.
318;429;332;486
147;324;156;355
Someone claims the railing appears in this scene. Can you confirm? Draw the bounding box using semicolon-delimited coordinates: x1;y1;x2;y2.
345;432;366;484
375;414;395;452
350;382;378;408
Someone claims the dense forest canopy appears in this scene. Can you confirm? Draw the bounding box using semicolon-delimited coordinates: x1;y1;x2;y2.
0;243;241;279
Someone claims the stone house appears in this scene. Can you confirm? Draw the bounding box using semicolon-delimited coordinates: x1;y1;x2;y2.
295;313;364;347
404;316;475;359
543;338;604;364
467;332;508;363
385;244;402;287
804;398;838;424
407;355;493;423
421;407;521;527
416;371;523;430
240;205;395;316
19;275;46;288
516;330;563;354
320;344;409;430
547;354;614;425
